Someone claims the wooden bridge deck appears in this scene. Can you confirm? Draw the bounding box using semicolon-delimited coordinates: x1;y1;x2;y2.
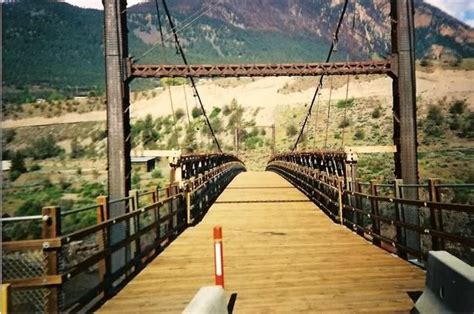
99;172;425;313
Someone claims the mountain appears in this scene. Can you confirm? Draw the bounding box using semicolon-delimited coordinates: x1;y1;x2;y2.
2;0;473;95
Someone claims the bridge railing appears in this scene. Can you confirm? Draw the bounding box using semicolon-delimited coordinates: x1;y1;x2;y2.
1;155;245;313
266;155;473;266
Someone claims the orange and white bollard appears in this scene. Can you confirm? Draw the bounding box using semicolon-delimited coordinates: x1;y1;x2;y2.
213;226;224;287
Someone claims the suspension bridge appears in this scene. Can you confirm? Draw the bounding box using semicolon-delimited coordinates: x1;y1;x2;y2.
2;0;473;313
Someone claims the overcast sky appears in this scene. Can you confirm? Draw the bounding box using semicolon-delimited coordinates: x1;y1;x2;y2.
60;0;473;27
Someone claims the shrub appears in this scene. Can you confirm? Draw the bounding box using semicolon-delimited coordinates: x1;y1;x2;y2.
424;105;445;138
338;117;351;128
286;124;298;137
222;105;231;116
191;107;203;119
209;107;221;119
353;129;365;140
459;112;474;139
9;170;22;182
420;58;432;67
11;151;27;174
183;125;198;153
151;168;163;179
80;182;105;199
30;164;41;172
71;138;86;159
27;135;64;160
426;105;444;125
449;100;466;115
132;172;141;187
372;107;382;119
3;129;16;144
175;108;186;120
336;98;355;109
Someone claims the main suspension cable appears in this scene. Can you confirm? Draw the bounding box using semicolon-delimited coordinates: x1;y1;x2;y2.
161;0;222;152
153;0;165;47
292;0;350;151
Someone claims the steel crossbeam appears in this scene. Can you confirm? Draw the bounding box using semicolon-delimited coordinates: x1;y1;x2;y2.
129;60;392;78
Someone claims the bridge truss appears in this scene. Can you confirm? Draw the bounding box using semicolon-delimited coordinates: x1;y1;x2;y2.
129;60;393;78
103;0;419;282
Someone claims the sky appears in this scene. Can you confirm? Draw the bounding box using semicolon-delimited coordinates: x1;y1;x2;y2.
60;0;473;27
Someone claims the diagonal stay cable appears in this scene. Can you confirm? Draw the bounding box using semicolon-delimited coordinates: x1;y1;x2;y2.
292;0;350;151
135;1;218;62
161;0;222;152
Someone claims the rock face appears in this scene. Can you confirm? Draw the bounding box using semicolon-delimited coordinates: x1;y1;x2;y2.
129;0;474;60
2;0;473;89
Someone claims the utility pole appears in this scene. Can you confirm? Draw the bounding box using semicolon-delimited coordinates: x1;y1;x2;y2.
104;0;131;273
390;0;419;257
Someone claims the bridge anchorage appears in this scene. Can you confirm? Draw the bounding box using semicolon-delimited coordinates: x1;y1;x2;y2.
2;0;473;313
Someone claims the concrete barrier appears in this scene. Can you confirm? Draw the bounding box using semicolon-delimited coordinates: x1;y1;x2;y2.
415;251;473;313
183;286;227;314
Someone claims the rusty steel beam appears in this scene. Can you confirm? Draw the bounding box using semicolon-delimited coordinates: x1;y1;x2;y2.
391;0;420;259
130;60;392;78
104;0;130;279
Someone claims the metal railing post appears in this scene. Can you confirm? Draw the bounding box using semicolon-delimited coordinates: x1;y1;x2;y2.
167;184;175;240
354;181;364;236
42;206;61;313
394;179;407;259
185;183;192;225
370;180;381;246
428;178;444;250
337;178;344;225
96;196;110;299
129;190;140;268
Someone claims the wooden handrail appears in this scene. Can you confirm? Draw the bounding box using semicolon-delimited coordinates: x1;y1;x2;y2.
1;160;244;313
266;160;474;266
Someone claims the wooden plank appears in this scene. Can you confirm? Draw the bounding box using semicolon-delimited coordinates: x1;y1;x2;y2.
2;238;62;250
4;276;63;288
345;145;397;153
98;172;425;313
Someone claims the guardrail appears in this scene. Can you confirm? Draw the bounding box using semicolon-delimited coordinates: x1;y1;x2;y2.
1;156;245;313
266;156;473;266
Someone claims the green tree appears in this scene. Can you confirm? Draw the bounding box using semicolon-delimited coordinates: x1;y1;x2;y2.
424;105;444;138
10;151;26;173
27;135;64;160
183;125;198;153
3;129;16;144
70;138;85;159
141;114;160;148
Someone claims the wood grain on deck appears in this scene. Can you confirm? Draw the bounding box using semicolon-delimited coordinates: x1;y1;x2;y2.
98;171;425;313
